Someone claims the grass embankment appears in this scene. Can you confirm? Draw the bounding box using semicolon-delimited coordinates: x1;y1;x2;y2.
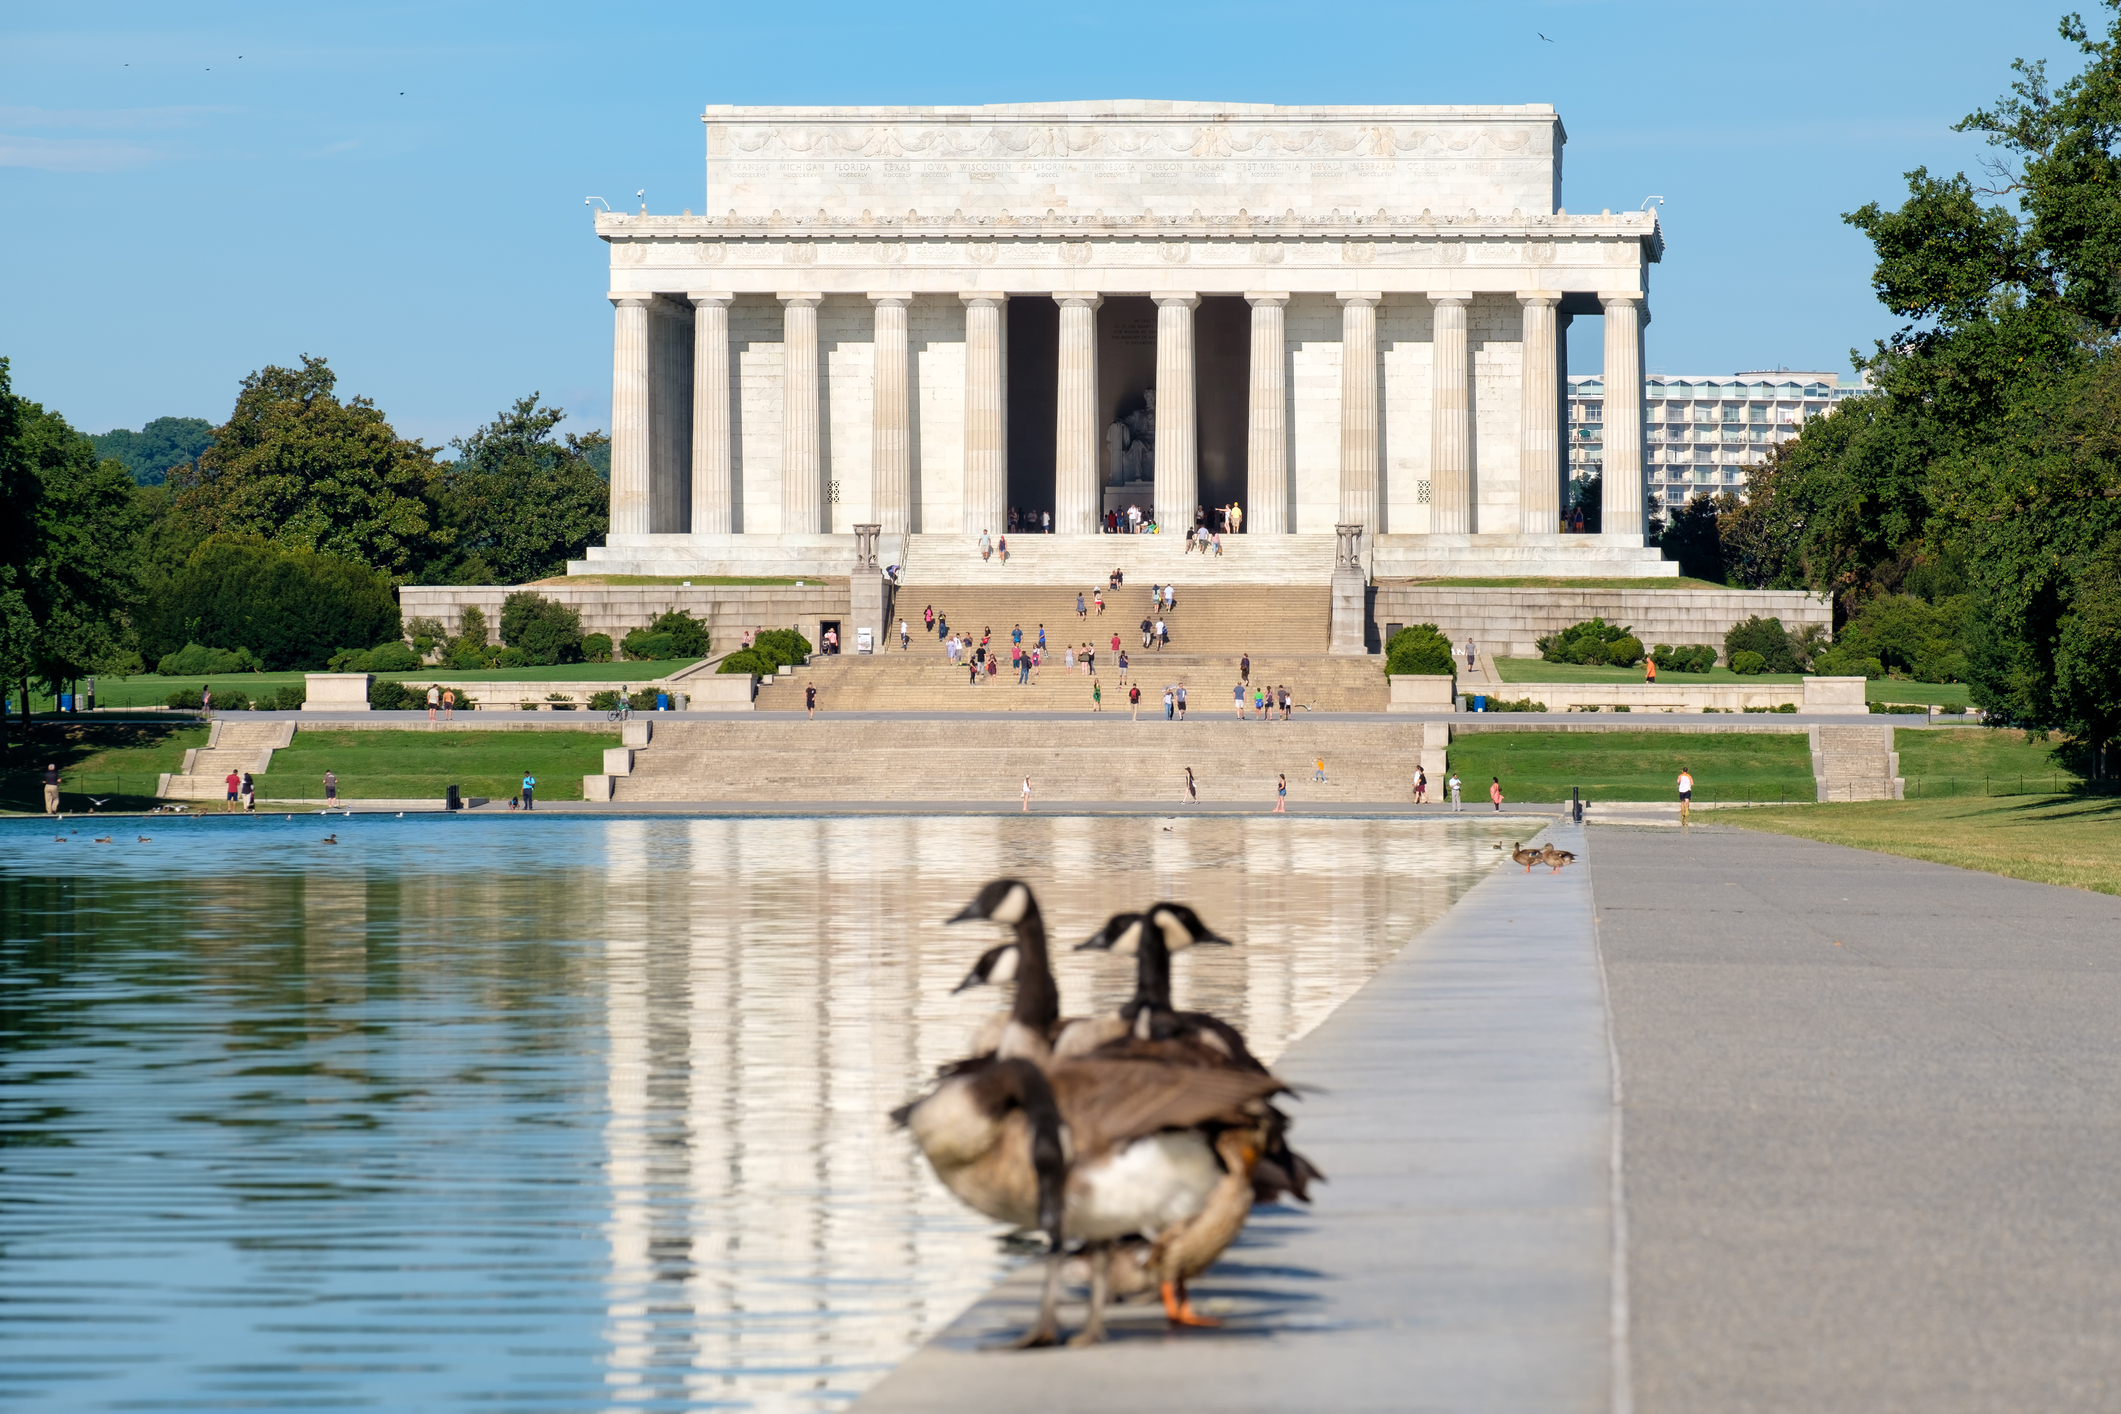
1402;576;1731;590
40;661;706;711
1490;657;1975;708
1896;725;2086;798
1728;795;2121;896
526;574;831;586
1448;730;1815;805
0;722;207;812
253;730;615;804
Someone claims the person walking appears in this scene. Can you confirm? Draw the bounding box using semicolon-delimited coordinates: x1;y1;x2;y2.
1094;590;1104;616
979;530;993;561
1678;765;1694;826
1129;683;1141;719
1164;583;1175;612
324;770;338;806
201;685;213;719
1092;680;1103;712
1273;772;1287;812
426;685;440;721
1447;771;1463;812
1234;680;1246;719
43;762;61;815
924;604;935;636
1240;652;1251;685
1176;685;1188;719
225;768;241;812
1312;755;1326;783
900;619;910;652
1413;766;1428;803
1021;776;1033;812
442;688;455;720
1140;615;1153;650
1184;766;1197;802
1042;510;1051;534
240;771;256;813
1280;685;1292;721
1254;685;1266;720
1463;636;1478;676
1645;654;1658;684
806;682;818;718
521;771;536;810
1163;688;1175;721
1154;616;1167;650
1117;649;1129;683
996;534;1008;564
1110;631;1121;656
1490;776;1505;812
1076;592;1087;621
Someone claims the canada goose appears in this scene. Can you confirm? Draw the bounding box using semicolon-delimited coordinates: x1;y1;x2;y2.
1511;842;1543;872
947;879;1061;1063
1538;843;1576;872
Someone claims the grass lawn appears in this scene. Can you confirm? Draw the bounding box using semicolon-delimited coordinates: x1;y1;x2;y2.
1726;794;2121;896
1896;725;2085;797
254;730;615;803
43;661;706;711
0;721;208;812
397;661;703;682
524;574;836;586
1865;680;1974;709
1399;576;1731;590
1491;657;1803;686
1448;729;1815;805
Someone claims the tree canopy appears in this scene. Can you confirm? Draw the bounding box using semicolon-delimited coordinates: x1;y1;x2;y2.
90;416;215;486
429;395;609;584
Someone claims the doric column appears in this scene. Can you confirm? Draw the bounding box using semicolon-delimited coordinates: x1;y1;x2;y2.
778;293;823;534
688;293;733;535
962;293;1008;535
868;293;911;535
608;293;653;536
1245;293;1289;534
1337;292;1380;531
1517;291;1562;535
1600;291;1646;539
1428;293;1471;534
1052;293;1101;534
1152;293;1199;531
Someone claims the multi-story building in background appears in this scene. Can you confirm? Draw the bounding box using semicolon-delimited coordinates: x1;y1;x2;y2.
1567;371;1867;519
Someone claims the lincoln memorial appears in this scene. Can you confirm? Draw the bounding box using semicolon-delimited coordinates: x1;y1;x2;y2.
577;101;1673;583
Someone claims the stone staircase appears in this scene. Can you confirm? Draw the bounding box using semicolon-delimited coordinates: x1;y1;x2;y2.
752;650;1389;713
1809;724;1904;802
883;581;1330;656
898;531;1337;588
609;718;1432;804
158;720;295;801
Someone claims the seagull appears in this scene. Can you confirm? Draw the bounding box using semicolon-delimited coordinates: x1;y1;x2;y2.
396;812;404;818
88;797;112;812
1538;31;1555;41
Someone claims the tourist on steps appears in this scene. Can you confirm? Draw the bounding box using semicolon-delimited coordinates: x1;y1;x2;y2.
1129;684;1141;718
1274;773;1286;812
980;531;992;561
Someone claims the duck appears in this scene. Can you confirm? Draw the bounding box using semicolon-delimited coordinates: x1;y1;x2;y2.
894;881;1287;1348
93;835;113;844
1511;842;1543;872
321;834;339;845
1538;842;1576;872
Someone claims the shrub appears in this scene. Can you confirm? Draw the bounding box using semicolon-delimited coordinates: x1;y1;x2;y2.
647;609;709;658
1815;646;1885;679
165;688;201;709
1743;702;1799;714
752;628;813;668
446;606;490;663
1723;615;1798;674
587;690;619;710
368;641;420;672
629;688;658;711
369;679;416;710
404;616;444;661
140;540;399;671
1832;593;1970;683
1942;703;1968;715
216;689;252;712
1481;696;1548;712
1653;643;1719;674
1537;618;1640;666
500;591;584;666
267;683;307;711
582;632;614;663
622;629;678;661
1870;701;1932;714
718;648;777;676
1385;623;1456;677
156;643;261;676
544;692;577;710
492;646;528;669
1731;649;1767;676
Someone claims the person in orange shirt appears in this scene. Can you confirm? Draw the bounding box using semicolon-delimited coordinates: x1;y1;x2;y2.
1645;653;1658;683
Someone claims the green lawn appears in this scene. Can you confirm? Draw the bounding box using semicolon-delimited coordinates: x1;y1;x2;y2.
393;661;702;683
1896;725;2084;797
0;721;208;812
1448;729;1815;805
253;730;616;803
1865;680;1974;709
1491;657;1803;685
1399;576;1730;589
1727;794;2121;896
525;574;833;586
41;661;706;711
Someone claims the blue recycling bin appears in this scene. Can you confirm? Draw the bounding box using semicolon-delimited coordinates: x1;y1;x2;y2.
1473;694;1486;712
59;693;73;713
656;692;670;711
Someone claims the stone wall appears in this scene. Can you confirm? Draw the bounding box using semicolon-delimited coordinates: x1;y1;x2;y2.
1373;584;1831;660
397;583;854;655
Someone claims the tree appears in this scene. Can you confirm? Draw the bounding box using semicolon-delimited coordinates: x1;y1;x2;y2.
499;590;584;665
175;355;444;574
91;416;215;486
428;395;609;584
141;539;400;671
1658;491;1737;582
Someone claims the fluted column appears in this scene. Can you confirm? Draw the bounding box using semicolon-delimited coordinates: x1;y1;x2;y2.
868;293;911;535
962;293;1008;535
1152;293;1199;531
608;293;653;536
1517;291;1562;535
1600;292;1645;539
688;293;733;535
1052;293;1101;534
778;293;823;533
1336;292;1380;531
1245;293;1288;534
1428;293;1471;534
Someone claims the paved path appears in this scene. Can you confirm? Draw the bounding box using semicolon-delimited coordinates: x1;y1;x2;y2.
1594;825;2121;1412
855;824;1617;1414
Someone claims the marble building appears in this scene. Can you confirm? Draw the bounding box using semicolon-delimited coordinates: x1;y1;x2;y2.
581;101;1673;579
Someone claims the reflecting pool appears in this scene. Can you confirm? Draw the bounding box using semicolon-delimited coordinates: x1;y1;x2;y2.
0;813;1516;1411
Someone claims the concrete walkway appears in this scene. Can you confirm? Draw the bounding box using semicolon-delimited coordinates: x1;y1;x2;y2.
1595;825;2121;1412
856;823;1618;1414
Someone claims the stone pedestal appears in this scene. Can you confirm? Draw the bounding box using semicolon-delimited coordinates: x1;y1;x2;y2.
849;524;888;656
1329;523;1369;656
303;673;373;712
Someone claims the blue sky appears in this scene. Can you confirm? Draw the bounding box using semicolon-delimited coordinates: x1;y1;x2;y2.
0;1;2081;449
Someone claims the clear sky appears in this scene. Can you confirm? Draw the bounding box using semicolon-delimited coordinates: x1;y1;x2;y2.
0;1;2080;449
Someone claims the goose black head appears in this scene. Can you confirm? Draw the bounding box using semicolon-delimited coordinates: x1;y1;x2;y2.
950;878;1037;927
1144;902;1234;954
952;941;1023;993
1076;911;1149;955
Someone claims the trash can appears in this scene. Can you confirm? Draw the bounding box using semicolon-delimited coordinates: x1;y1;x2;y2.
446;784;462;811
58;692;72;713
657;692;670;711
672;692;688;712
1473;695;1486;712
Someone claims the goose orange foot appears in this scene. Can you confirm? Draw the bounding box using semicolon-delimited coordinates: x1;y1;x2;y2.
1160;1279;1222;1328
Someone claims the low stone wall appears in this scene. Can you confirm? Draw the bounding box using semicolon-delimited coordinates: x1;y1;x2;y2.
1458;676;1867;715
1373;585;1832;661
396;583;853;656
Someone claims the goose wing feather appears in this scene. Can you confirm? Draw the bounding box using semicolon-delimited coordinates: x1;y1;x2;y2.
1049;1059;1285;1158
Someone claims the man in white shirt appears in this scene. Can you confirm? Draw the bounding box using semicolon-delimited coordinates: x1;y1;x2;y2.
1678;767;1694;827
1448;772;1463;811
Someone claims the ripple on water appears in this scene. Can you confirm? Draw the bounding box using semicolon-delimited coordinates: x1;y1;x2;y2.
0;813;1515;1411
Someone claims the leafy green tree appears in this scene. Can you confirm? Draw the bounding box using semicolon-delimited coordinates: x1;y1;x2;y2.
91;416;215;486
1384;623;1456;678
429;395;609;585
142;539;400;671
175;355;444;574
499;590;584;665
1658;491;1737;582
